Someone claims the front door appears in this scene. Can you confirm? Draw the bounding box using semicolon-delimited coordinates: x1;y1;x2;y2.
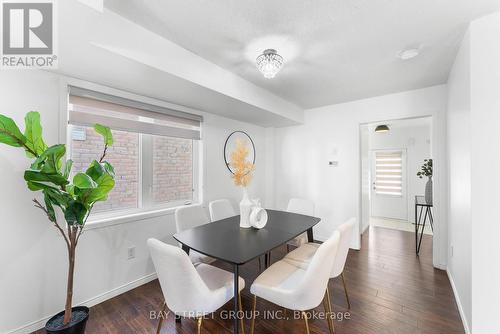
371;149;408;220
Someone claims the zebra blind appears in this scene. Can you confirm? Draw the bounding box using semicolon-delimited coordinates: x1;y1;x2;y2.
68;86;203;140
374;151;403;196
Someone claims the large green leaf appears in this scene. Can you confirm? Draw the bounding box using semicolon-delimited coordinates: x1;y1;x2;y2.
94;124;113;146
65;200;87;225
44;188;71;208
24;169;69;187
63;159;73;179
102;161;115;177
85;174;115;204
0;114;26;147
73;172;97;189
24;111;47;158
30;144;66;174
85;160;105;181
27;180;59;191
43;191;56;222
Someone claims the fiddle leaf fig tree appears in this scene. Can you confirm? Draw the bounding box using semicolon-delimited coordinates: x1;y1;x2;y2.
0;112;115;326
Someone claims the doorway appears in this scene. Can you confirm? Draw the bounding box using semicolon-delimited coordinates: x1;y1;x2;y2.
360;117;433;236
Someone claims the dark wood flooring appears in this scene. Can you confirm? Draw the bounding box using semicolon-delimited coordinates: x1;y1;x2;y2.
34;226;464;333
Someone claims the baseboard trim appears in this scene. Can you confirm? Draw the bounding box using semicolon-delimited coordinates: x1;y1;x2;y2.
446;268;471;334
361;223;369;234
6;272;158;334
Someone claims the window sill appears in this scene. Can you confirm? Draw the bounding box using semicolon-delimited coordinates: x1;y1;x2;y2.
85;203;199;231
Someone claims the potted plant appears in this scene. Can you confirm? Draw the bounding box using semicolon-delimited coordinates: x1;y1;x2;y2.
0;111;115;333
417;158;433;204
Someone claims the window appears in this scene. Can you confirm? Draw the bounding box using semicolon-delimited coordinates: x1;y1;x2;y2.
67;86;202;217
374;150;403;196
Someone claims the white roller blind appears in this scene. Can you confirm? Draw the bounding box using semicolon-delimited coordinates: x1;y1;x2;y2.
68;86;202;140
374;151;403;196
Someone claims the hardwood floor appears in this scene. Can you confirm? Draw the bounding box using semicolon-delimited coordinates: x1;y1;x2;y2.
34;226;464;333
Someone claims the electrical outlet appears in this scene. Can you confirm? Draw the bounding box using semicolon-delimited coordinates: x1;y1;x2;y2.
450;245;454;257
128;246;136;260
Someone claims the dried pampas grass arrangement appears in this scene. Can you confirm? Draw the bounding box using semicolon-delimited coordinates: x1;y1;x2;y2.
230;138;255;187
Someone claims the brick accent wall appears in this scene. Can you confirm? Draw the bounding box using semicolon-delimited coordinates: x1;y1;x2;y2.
70;126;193;214
71;127;139;213
152;136;193;203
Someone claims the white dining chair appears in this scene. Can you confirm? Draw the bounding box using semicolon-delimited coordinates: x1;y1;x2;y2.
208;199;236;222
250;230;340;334
283;218;356;309
147;239;245;334
264;198;315;268
209;198;263;270
175;205;215;264
285;198;315;251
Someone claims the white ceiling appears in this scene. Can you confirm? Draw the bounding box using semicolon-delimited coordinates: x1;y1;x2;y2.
55;1;303;128
105;0;500;109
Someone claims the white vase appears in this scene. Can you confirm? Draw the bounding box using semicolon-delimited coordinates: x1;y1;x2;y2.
239;187;252;228
425;176;433;205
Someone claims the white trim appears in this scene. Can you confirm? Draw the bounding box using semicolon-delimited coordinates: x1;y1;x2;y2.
446;268;471;334
6;273;157;334
361;222;370;234
85;202;200;231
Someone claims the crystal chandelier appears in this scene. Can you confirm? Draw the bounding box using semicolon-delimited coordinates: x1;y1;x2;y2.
256;49;284;79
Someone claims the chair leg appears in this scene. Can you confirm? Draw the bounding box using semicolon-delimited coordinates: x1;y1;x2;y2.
239;292;245;334
341;272;351;309
326;286;335;333
258;257;262;271
286;244;291;253
197;317;203;334
323;293;334;334
156;301;167;334
250;295;257;334
265;252;271;268
301;311;310;334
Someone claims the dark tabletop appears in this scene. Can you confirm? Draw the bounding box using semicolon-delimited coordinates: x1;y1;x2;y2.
173;209;321;265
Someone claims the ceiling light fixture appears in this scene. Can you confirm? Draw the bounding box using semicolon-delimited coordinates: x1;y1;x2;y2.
398;48;420;60
256;49;284;79
375;124;390;133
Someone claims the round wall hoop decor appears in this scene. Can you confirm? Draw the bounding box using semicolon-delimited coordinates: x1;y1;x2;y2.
224;131;256;175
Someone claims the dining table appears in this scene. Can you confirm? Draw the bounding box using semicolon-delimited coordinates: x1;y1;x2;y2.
173;209;321;334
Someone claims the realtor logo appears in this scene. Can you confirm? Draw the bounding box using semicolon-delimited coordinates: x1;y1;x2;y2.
1;0;57;69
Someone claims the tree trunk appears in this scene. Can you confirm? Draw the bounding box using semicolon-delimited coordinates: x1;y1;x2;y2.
63;229;76;326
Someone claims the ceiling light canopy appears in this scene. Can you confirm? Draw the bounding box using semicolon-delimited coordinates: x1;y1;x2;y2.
375;124;390;133
256;49;284;79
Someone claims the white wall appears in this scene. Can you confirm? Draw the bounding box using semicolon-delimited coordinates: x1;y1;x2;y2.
469;12;500;334
273;85;448;265
0;70;270;333
369;121;431;222
446;29;472;333
446;11;500;334
360;126;370;233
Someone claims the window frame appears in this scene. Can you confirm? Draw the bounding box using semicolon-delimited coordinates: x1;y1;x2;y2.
60;78;203;226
